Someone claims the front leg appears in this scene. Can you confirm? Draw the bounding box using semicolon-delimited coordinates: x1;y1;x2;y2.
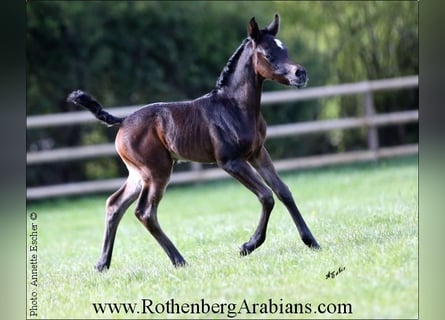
249;147;320;249
218;158;275;255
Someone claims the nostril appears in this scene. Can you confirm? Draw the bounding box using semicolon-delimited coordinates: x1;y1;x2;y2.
295;68;307;79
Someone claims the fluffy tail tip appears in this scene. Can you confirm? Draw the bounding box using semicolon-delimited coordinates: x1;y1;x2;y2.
66;89;87;105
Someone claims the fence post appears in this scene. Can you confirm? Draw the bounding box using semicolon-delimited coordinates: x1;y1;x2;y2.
363;90;379;159
190;162;203;184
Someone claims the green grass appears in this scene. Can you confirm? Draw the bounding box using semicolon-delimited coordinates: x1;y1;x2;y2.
27;156;418;319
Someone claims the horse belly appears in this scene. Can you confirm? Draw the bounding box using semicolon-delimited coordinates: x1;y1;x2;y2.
172;129;215;163
162;111;216;163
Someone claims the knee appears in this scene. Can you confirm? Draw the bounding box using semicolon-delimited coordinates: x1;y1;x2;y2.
134;207;156;227
134;196;149;221
134;208;143;220
259;191;275;211
105;196;115;213
276;185;294;203
134;205;147;221
218;159;238;174
105;198;119;221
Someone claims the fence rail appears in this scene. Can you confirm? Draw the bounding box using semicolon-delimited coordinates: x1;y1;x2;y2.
27;75;418;199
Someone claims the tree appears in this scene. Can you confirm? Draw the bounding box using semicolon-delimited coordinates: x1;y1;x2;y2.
274;1;418;150
26;1;418;188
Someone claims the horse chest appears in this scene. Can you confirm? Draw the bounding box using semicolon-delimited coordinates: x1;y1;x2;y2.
212;110;266;160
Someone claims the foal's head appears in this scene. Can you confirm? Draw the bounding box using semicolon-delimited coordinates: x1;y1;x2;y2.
249;14;308;88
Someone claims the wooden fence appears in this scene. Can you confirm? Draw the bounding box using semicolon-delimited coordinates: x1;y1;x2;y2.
27;76;418;199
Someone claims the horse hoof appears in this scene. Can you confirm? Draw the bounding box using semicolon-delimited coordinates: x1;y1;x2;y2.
173;259;188;268
95;263;109;272
239;243;255;256
303;236;321;250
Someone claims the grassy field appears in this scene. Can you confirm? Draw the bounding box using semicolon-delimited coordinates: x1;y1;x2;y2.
27;156;418;319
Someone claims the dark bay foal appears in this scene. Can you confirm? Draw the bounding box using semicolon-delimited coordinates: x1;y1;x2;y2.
67;14;320;271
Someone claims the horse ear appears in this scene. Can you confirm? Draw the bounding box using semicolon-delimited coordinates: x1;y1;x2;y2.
266;13;280;36
248;17;260;42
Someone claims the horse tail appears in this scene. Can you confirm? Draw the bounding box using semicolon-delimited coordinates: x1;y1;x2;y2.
67;90;124;127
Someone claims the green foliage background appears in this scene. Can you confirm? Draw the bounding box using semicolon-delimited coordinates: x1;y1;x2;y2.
26;1;418;187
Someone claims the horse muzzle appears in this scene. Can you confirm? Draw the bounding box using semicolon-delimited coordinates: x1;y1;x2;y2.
275;64;308;88
289;65;308;88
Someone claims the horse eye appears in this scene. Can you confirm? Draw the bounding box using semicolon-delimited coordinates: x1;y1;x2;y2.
265;53;273;61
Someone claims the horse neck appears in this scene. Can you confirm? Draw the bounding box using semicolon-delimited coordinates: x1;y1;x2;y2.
221;42;264;115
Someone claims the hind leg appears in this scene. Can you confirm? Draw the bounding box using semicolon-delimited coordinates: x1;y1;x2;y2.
135;182;187;267
95;174;141;271
133;151;187;267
